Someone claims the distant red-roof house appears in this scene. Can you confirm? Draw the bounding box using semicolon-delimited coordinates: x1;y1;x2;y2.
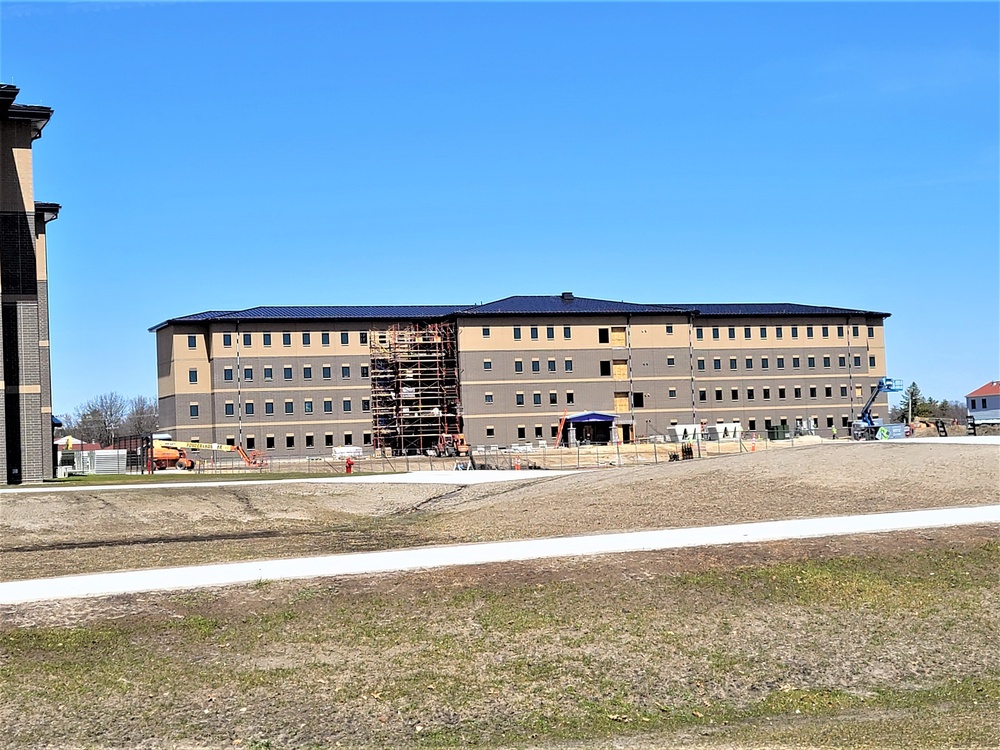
966;381;1000;424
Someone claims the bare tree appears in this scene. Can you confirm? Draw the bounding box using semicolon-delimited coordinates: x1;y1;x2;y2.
122;395;159;436
72;392;128;446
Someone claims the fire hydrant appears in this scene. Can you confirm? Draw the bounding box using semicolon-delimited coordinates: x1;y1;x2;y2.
345;457;355;475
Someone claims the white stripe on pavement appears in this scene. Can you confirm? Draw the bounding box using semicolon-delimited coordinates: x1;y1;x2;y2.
2;505;998;605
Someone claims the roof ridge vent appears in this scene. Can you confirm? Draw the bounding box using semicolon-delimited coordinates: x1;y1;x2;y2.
561;291;574;302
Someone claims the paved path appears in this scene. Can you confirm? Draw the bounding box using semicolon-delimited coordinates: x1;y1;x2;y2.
2;505;997;605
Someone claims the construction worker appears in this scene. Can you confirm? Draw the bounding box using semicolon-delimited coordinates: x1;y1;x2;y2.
831;426;838;440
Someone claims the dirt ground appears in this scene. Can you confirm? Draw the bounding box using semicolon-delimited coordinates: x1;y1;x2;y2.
1;441;998;750
1;441;997;582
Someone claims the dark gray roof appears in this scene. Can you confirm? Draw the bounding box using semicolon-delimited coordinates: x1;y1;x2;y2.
685;303;890;318
151;298;889;331
150;305;467;331
455;295;691;316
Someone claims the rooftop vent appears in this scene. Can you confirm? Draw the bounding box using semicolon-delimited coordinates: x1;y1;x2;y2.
561;292;574;302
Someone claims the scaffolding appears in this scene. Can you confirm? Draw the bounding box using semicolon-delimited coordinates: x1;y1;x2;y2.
370;322;462;455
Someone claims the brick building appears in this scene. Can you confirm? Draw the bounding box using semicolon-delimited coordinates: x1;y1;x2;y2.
1;85;59;484
152;294;890;454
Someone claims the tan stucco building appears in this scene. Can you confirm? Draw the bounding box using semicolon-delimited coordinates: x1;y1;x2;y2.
1;85;59;484
152;294;890;454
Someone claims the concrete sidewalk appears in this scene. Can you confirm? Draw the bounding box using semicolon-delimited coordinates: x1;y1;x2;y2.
2;504;997;606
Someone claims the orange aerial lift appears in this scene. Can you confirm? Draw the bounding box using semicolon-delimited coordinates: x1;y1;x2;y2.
151;440;268;470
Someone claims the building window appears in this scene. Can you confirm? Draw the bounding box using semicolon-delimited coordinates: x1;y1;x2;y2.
302;332;311;346
794;387;802;399
777;357;785;369
744;327;751;339
224;402;235;416
806;326;814;338
779;387;786;399
343;433;353;446
532;359;540;373
712;327;720;340
699;389;707;402
852;326;860;337
837;326;844;338
747;388;755;400
245;402;254;415
715;388;723;401
284;367;293;380
728;326;736;339
517;426;526;440
514;359;523;373
223;333;232;347
760;327;767;339
324;433;334;447
713;358;721;370
343;399;352;412
187;335;197;349
546;326;555;340
482;326;490;338
533;392;542;406
322;332;330;346
361;366;369;378
840;386;848;397
748;419;756;431
633;392;645;408
244;367;253;381
322;365;331;379
189;404;199;418
730;358;737;370
266;436;276;450
189;369;198;384
265;401;274;414
791;326;798;338
668;388;677;398
304;400;313;414
485;426;495;439
868;326;875;338
839;356;846;367
359;331;368;345
854;356;862;367
305;434;314;448
282;332;291;346
825;386;832;397
534;425;543;439
246;437;255;450
823;356;831;368
563;326;571;339
548;359;556;372
263;333;272;346
775;326;783;339
731;388;739;400
303;366;313;380
821;326;829;338
763;387;770;399
341;332;349;345
598;328;610;344
530;327;539;340
856;384;864;397
809;386;817;398
341;365;350;379
792;357;800;368
223;367;234;381
483;359;492;370
286;435;294;449
513;327;521;340
285;401;294;414
600;361;612;377
565;359;573;372
696;328;704;340
363;432;372;445
549;391;558;405
665;325;673;334
745;357;753;370
666;356;675;367
761;357;769;370
323;400;333;413
566;391;575;404
485;393;494;404
807;356;816;368
697;358;705;371
516;393;525;406
869;356;876;367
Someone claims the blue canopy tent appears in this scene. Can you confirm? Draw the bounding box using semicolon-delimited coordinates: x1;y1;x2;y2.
563;411;616;445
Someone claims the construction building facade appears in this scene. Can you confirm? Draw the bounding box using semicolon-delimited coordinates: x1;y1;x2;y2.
1;86;59;484
152;294;890;453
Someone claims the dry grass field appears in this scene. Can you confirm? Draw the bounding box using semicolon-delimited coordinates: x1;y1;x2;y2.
1;441;998;749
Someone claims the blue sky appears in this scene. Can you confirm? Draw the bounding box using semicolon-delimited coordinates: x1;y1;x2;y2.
2;2;997;414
